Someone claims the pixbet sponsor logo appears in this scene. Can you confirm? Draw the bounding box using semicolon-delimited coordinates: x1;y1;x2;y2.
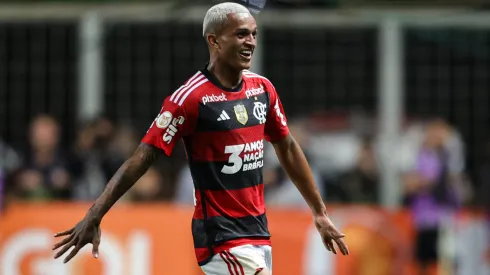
202;93;227;105
245;85;265;99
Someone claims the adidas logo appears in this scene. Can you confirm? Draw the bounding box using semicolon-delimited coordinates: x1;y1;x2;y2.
217;110;231;121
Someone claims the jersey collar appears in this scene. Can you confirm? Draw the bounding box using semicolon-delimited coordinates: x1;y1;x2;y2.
201;64;244;93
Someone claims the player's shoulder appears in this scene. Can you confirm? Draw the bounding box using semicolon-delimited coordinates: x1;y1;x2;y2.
243;70;278;98
242;70;274;86
166;70;210;107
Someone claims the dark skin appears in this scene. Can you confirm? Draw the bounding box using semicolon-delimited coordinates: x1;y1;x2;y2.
52;143;160;262
53;11;349;267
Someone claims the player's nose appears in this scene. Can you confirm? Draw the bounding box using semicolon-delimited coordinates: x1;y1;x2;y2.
244;36;256;48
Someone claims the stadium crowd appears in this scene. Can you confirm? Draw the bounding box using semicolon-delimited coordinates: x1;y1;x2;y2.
0;112;481;209
1;111;489;272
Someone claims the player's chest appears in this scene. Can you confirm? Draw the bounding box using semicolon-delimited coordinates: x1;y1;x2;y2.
195;92;270;132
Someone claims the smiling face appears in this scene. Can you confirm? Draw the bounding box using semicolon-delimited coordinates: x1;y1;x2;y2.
209;12;258;71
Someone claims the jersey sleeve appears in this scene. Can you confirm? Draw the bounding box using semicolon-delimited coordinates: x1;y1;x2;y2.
264;82;290;142
141;95;198;157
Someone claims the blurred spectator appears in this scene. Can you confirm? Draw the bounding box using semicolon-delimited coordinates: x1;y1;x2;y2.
477;138;490;263
174;164;195;206
307;113;363;202
264;122;325;208
69;117;114;201
0;138;22;211
69;117;139;201
338;135;380;204
105;123;139;178
477;138;490;211
401;118;470;274
12;115;71;201
128;166;164;202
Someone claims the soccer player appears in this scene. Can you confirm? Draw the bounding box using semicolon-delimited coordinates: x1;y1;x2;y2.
52;2;349;274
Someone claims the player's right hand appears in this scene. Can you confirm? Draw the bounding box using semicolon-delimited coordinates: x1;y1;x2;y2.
314;214;349;256
52;216;101;263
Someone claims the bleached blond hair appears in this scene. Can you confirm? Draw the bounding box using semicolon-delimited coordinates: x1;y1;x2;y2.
202;2;252;37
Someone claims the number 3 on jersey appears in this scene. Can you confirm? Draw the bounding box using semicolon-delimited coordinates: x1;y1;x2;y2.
221;145;245;174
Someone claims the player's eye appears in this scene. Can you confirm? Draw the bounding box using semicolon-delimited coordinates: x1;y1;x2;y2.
236;29;255;39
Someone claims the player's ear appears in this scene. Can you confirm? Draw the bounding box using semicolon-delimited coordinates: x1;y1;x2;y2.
207;34;219;49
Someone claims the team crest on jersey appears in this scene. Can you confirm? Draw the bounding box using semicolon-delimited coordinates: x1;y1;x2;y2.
234;104;248;125
253;102;267;124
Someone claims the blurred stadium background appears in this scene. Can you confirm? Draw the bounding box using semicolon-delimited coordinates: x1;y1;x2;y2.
0;0;490;274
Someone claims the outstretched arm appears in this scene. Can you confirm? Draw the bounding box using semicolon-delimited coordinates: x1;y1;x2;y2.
87;142;161;222
54;76;197;263
272;133;349;255
53;143;161;263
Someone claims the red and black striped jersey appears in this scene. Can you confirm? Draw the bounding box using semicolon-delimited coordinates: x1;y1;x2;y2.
142;67;289;266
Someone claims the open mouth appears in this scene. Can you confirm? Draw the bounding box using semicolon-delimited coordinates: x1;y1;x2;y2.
239;50;253;59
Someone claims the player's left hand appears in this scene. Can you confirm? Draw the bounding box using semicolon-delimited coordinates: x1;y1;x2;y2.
52;216;101;263
314;214;349;255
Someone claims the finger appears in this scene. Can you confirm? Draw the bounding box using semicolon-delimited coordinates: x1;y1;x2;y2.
54;239;76;259
334;238;348;255
52;235;74;250
323;239;331;251
331;232;346;239
92;232;101;258
64;244;83;264
321;237;331;251
327;239;337;254
54;228;74;238
335;238;350;255
324;238;334;252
